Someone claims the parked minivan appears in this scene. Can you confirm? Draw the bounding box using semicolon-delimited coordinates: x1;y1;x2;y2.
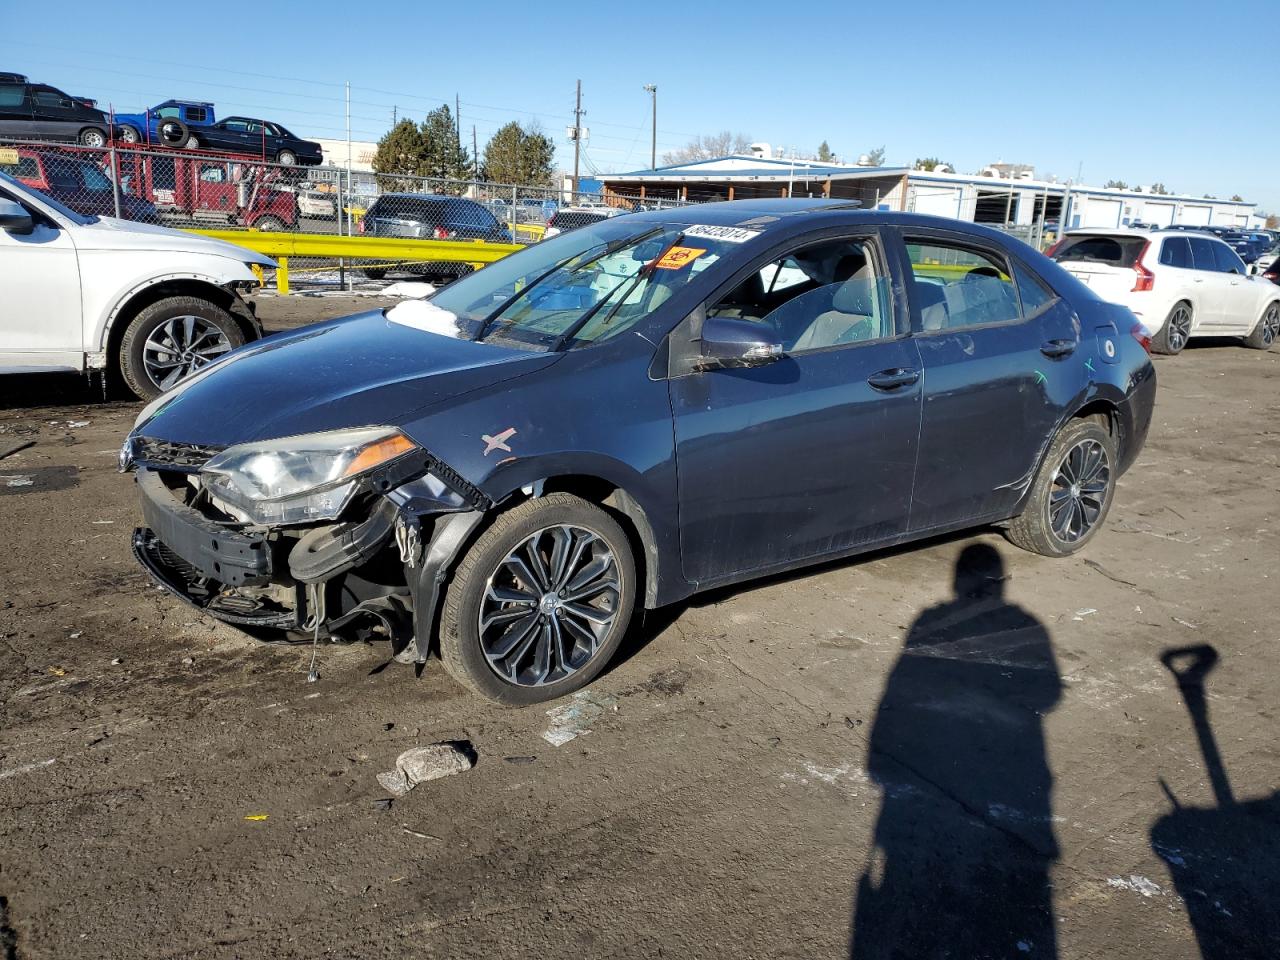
0;76;111;147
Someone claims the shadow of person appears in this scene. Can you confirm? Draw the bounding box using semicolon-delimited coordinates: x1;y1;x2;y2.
1149;645;1280;960
850;542;1063;960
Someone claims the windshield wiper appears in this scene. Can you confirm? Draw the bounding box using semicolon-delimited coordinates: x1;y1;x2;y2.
476;226;667;343
551;231;683;351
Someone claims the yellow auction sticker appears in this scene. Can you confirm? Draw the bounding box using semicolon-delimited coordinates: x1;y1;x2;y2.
0;148;19;165
654;246;707;270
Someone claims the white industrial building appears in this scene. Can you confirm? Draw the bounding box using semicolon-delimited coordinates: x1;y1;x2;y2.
599;156;1262;231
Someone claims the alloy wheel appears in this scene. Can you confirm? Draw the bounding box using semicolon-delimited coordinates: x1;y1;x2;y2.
1048;438;1111;544
141;315;233;391
1167;305;1192;352
1261;303;1280;346
478;524;620;687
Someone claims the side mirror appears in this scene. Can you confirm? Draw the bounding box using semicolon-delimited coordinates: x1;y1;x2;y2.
0;198;33;235
695;316;783;371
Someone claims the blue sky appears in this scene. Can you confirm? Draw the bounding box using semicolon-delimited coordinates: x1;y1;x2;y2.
4;0;1275;210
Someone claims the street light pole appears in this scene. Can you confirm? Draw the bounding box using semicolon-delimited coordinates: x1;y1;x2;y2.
643;84;657;169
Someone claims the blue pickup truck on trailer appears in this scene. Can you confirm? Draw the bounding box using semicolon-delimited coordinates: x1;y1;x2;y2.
112;100;214;148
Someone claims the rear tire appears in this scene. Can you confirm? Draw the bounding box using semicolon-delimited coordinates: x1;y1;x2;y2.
1151;301;1192;355
439;493;637;706
362;268;387;281
118;296;244;401
277;150;297;166
78;127;107;148
1004;419;1117;558
1243;301;1280;350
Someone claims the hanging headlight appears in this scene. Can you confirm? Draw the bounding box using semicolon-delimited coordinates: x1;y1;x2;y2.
200;426;419;525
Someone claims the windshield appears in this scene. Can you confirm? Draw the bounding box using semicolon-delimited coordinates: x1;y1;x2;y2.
421;218;730;350
0;170;96;224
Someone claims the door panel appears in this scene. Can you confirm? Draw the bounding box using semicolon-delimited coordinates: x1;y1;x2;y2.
903;235;1079;530
671;338;923;583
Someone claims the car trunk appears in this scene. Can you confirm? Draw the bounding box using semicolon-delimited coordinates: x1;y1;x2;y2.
1052;234;1147;301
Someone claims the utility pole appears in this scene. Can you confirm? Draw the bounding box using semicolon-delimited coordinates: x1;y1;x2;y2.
455;93;462;156
392;105;397;126
643;84;657;169
572;79;583;195
472;125;479;180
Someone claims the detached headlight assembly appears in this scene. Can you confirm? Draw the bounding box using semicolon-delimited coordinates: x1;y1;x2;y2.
201;426;419;526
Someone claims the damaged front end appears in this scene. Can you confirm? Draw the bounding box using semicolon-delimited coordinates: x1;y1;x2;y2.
124;428;490;663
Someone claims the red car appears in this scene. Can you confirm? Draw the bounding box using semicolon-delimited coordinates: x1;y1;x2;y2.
0;145;157;221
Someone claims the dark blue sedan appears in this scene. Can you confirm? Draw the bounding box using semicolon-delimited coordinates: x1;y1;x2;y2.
123;200;1156;704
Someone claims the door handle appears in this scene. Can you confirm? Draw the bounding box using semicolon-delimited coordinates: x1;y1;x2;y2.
867;367;920;391
1040;338;1077;358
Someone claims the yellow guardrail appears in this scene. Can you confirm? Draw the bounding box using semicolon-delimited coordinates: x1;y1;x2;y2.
186;229;525;294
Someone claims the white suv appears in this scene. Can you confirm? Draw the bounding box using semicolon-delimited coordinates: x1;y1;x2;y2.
1049;228;1280;355
0;171;275;399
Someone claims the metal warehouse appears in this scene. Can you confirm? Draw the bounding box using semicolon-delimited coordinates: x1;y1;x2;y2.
599;156;1261;233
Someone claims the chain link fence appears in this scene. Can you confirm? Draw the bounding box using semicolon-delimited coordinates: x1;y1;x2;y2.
0;138;702;292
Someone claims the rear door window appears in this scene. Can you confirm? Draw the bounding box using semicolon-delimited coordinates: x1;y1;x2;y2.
1188;237;1219;271
1013;263;1058;316
906;241;1022;330
1159;236;1191;268
0;84;27;107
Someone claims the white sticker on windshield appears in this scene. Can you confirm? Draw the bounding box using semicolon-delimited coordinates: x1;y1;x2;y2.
682;224;763;244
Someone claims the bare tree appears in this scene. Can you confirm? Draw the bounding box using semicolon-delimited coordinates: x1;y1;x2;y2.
661;131;754;165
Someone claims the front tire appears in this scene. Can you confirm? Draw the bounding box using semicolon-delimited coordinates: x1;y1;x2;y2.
118;296;244;400
252;215;285;232
1152;301;1192;355
1244;301;1280;350
439;493;637;705
1004;419;1117;558
117;125;141;144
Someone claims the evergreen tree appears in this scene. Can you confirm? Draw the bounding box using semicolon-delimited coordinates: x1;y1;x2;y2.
816;140;833;162
482;121;556;186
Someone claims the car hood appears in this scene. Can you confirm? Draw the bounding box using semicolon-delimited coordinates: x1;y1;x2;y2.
68;216;274;264
133;310;562;447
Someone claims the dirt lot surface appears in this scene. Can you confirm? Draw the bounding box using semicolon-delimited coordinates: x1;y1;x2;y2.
1;295;1277;960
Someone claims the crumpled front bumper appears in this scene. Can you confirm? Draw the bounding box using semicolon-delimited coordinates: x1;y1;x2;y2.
132;467;298;628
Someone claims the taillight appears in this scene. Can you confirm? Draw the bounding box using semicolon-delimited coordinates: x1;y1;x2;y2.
1131;242;1155;292
1130;321;1152;354
1264;265;1279;283
357;217;365;234
433;226;448;239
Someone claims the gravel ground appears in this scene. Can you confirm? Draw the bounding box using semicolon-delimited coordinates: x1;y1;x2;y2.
1;295;1277;959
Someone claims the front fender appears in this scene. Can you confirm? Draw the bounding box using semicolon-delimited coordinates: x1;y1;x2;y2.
89;257;259;353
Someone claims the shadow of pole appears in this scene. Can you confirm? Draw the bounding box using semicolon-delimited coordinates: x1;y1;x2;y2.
1150;644;1280;959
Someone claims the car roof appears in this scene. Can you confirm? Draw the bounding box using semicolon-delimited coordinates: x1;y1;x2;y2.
377;193;480;203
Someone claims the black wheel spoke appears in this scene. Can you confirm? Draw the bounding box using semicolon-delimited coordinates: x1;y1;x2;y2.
487;613;540;661
1047;438;1110;545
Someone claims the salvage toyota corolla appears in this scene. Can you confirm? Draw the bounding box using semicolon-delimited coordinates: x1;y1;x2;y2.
123;200;1156;705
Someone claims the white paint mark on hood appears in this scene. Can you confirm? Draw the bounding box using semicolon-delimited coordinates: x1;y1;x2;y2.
385;299;466;339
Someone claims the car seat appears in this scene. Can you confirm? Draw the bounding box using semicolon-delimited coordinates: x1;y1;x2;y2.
791;258;881;351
